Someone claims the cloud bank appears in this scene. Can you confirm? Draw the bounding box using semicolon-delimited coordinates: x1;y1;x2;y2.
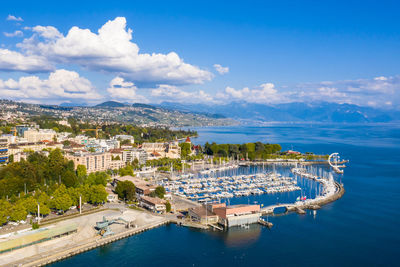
0;69;101;103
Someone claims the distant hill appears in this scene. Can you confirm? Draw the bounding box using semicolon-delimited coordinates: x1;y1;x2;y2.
0;99;232;127
159;101;400;123
132;103;156;109
95;101;127;107
59;102;88;107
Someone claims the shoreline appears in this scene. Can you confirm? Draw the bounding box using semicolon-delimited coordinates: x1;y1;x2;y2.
2;163;344;267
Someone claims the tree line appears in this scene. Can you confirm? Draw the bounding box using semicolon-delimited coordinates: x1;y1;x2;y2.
204;142;282;160
0;149;110;225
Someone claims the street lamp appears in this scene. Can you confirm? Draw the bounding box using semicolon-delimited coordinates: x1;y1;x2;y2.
37;202;40;224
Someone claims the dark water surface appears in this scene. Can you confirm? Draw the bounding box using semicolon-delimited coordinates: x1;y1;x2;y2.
52;124;400;266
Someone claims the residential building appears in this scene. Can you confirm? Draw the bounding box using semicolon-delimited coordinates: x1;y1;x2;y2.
65;151;111;173
122;148;147;164
165;141;181;159
0;137;8;164
142;141;181;159
16;124;36;136
109;159;125;170
98;139;120;151
23;129;56;143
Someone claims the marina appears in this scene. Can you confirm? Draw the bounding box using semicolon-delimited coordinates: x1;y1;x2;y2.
160;172;301;202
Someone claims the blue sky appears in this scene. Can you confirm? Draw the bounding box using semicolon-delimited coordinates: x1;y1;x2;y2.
0;0;399;108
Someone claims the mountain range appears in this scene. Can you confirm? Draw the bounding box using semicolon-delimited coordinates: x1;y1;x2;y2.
158;101;400;123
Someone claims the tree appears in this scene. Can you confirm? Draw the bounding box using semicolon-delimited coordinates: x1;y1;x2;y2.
228;144;239;157
76;165;87;183
86;172;109;186
36;192;50;206
0;200;12;225
165;201;171;213
204;142;213;155
8;154;14;163
239;144;248;155
62;170;78;187
115;181;136;201
51;184;72;212
179;143;191;159
153;186;166;199
119;165;134;176
24;196;38;214
48;148;65;179
62;140;71;147
255;142;264;152
68;187;81;206
10;202;27;222
89;185;108;205
39;204;50;216
52;194;72;212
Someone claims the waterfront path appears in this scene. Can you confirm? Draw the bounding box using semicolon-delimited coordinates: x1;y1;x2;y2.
1;208;167;267
14;219;169;267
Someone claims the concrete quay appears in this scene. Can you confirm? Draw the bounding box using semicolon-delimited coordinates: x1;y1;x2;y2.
5;219;169;267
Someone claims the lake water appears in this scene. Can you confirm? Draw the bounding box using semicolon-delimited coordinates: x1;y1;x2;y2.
51;123;400;266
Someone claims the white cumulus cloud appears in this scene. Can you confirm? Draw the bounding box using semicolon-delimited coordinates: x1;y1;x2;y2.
151;84;215;103
3;30;23;37
6;15;23;22
0;48;53;72
107;77;148;103
0;69;101;103
17;17;213;85
213;64;229;75
219;83;284;103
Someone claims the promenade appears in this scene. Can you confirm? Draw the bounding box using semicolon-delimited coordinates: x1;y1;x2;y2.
0;208;167;267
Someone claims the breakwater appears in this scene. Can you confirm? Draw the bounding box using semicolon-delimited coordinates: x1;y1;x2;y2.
261;167;345;215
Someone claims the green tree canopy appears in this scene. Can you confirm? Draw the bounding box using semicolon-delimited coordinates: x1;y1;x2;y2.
76;165;87;183
115;181;136;201
86;172;109;186
165;201;171;213
119;165;134;176
89;185;108;205
0;200;12;225
62;170;78;187
153;186;166;199
10;201;27;222
51;184;72;212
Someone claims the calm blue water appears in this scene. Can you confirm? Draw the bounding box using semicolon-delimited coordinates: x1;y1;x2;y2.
52;124;400;266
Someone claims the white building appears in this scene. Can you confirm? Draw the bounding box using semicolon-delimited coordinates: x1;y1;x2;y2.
23;129;56;143
122;148;148;165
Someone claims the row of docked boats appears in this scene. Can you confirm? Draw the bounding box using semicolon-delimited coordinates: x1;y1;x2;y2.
198;164;239;175
160;172;301;202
